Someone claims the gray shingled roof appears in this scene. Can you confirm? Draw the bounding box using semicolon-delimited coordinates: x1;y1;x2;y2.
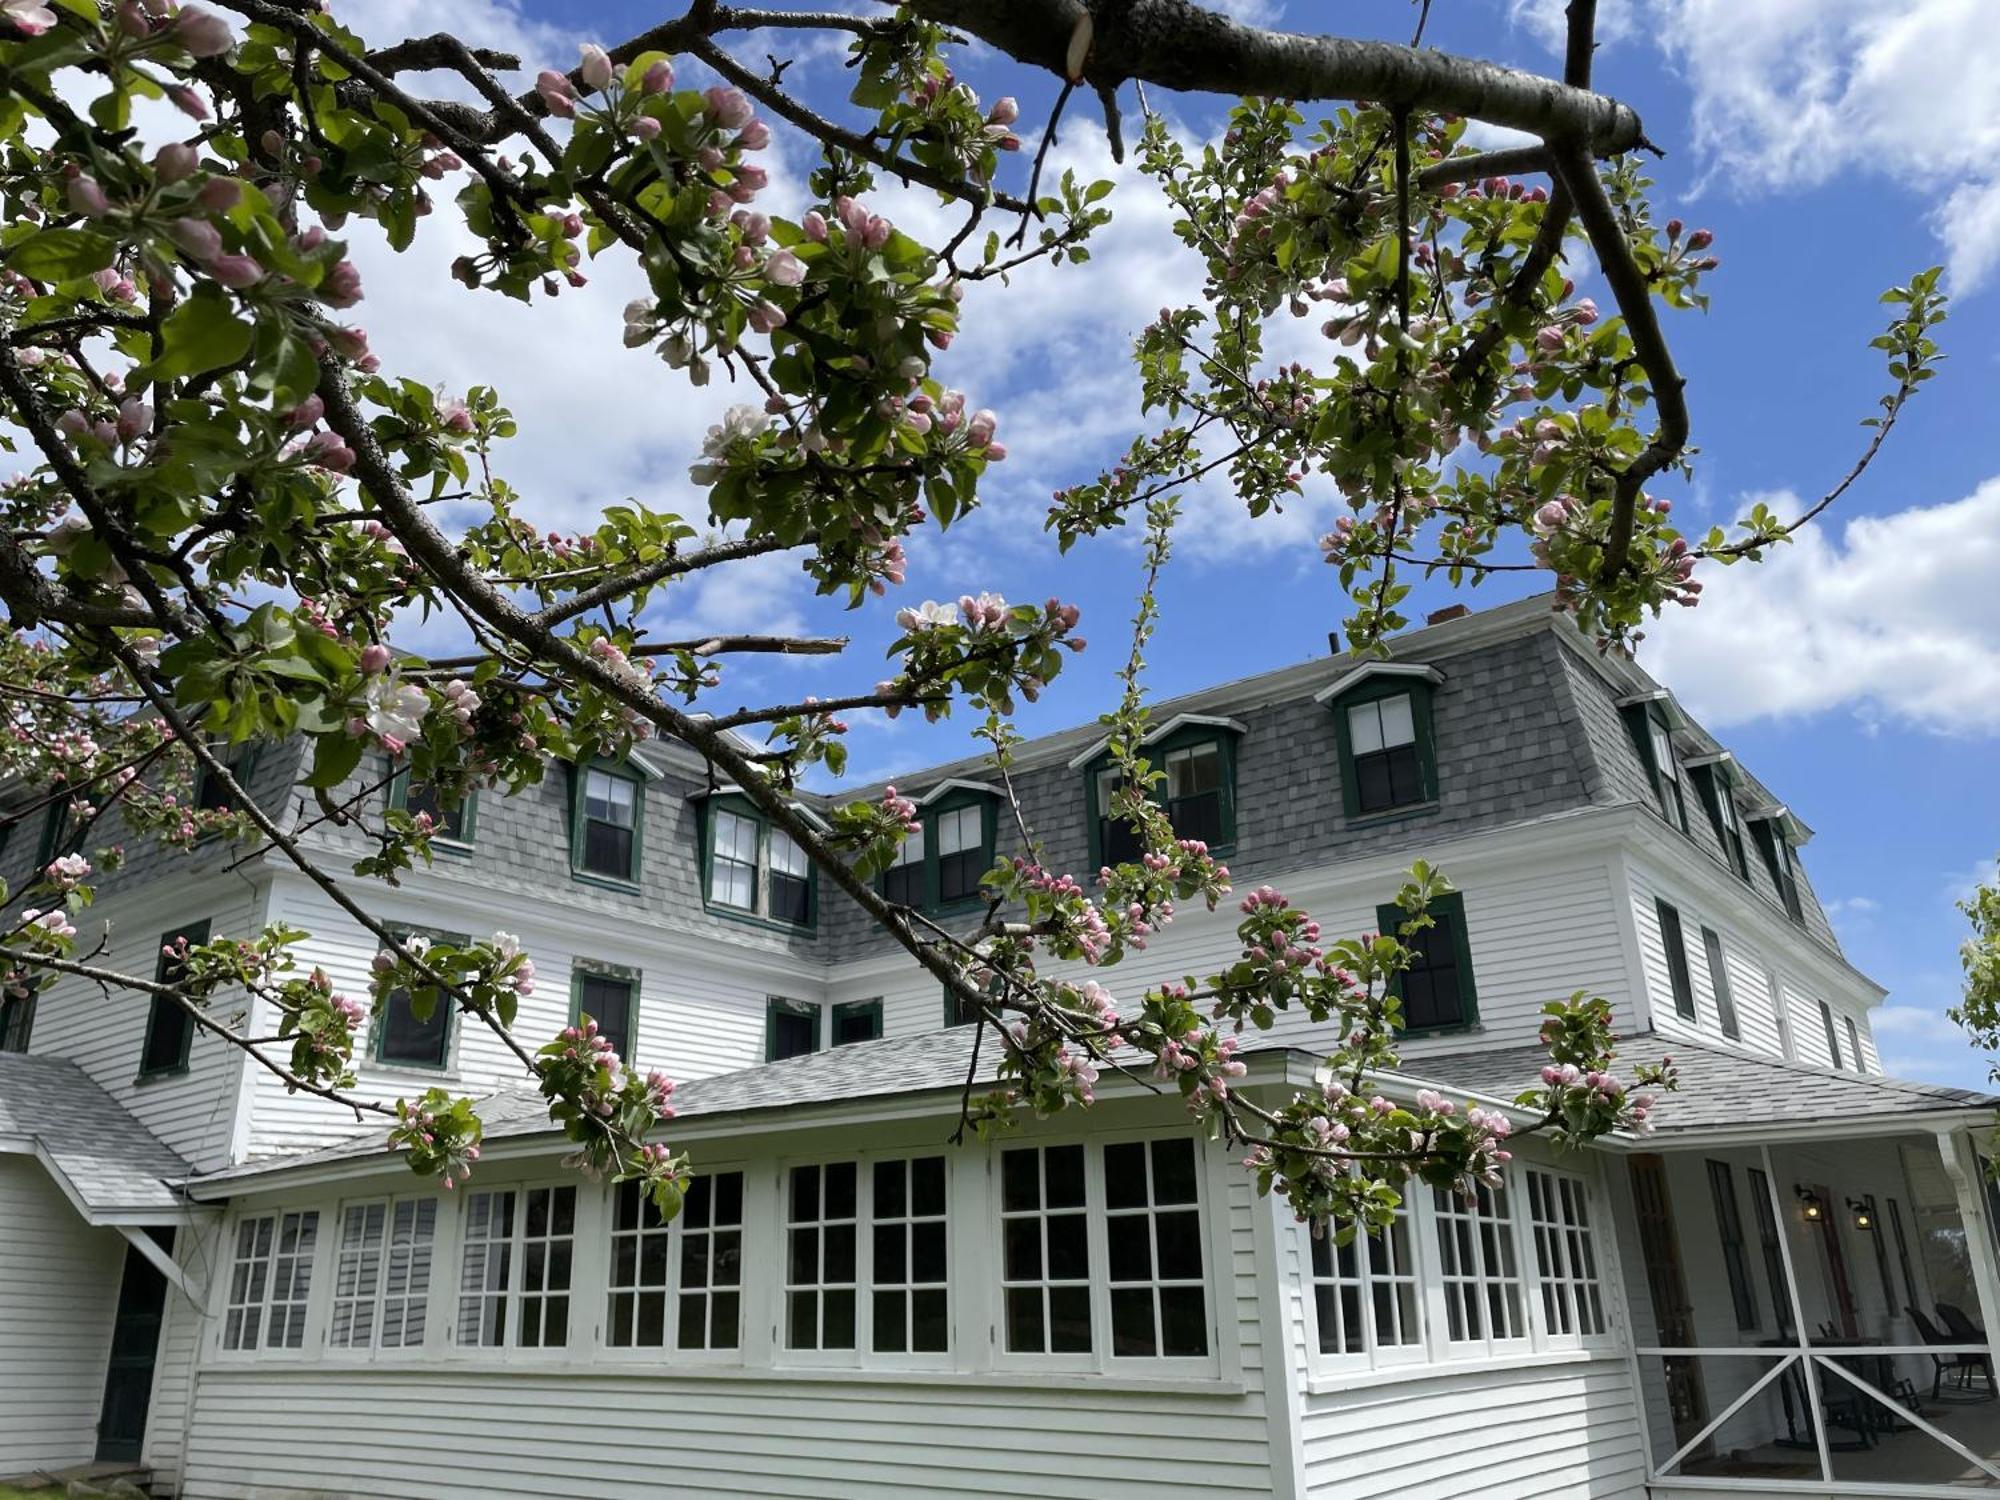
0;1051;192;1214
1410;1031;1999;1135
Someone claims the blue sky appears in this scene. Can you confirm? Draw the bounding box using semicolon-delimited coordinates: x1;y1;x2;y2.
341;0;2000;1085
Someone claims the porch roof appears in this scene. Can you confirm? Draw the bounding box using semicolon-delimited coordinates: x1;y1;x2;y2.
0;1051;192;1218
1410;1031;2000;1138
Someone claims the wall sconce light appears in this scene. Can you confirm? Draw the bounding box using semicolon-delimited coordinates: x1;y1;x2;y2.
1849;1199;1875;1231
1796;1186;1824;1222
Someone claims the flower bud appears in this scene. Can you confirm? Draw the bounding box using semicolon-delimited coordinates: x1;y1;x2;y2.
1686;228;1713;251
703;86;753;129
154;142;199;183
736;120;771;151
642;58;674;94
988;96;1019;126
578;43;613;91
173;6;232;57
197;176;240;212
358;643;391;673
65;169;109;218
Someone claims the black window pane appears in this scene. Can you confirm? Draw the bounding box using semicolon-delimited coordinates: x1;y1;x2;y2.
1151;1140;1199;1205
404;782;467;841
1103;1142;1147;1211
582;820;633;879
141;996;193;1074
1003;1220;1042;1281
833;1006;879;1047
875;1159;906;1220
1044;1145;1086;1209
937;848;986;905
874;1289;907;1352
1049;1286;1092;1353
773;1009;816;1061
912;1289;948;1353
681;1233;709;1291
714;1173;743;1226
825;1162;857;1221
911;1222;946;1284
788;1228;817;1285
770;872;810;925
1400;921;1464;1031
1107;1216;1152;1282
1155;1210;1204;1280
1005;1288;1044;1352
1111;1288;1156;1356
1354;751;1395;814
1100;817;1142;866
676;1295;705;1349
1046;1214;1089;1281
912;1156;946;1217
614;1179;639;1233
683;1175;712;1231
1001;1150;1039;1212
379;987;448;1067
882;861;924;906
578;975;632;1058
874;1224;906;1285
1160;1286;1209;1356
823;1289;855;1349
1167;790;1222;846
787;1290;817;1349
710;1291;739;1347
824;1224;855;1284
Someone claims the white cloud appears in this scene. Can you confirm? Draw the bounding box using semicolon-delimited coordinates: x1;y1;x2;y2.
1871;1002;1984;1083
1640;476;2000;732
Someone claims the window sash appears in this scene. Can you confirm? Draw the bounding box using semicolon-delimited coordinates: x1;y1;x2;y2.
330;1198;436;1352
223;1210;319;1353
1348;695;1415;755
401;779;470;842
606;1173;745;1353
1702;927;1741;1041
1526;1170;1607;1343
785;1162;859;1352
1821;1002;1844;1070
575;971;634;1061
1101;1139;1207;1359
999;1143;1094;1359
1657;900;1697;1021
0;988;35;1053
1309;1202;1423;1364
1431;1181;1526;1350
457;1185;576;1350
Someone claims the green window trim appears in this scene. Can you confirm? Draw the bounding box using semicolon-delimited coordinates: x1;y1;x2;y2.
138;918;211;1082
1690;762;1752;882
0;983;38;1053
35;787;82;867
388;767;479;850
699;793;818;932
567;758;645;889
369;926;465;1072
765;996;822;1061
878;791;999;914
569;961;640;1061
830;997;884;1047
1082;723;1241;871
1748;818;1806;926
1655;898;1697;1021
1374;889;1479;1036
192;742;262;819
1620;702;1689;836
1331;677;1439;822
942;984;982;1029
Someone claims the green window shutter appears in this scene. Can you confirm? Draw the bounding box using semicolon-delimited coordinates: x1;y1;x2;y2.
766;996;821;1060
1655;899;1697;1021
1377;890;1477;1034
1701;927;1740;1041
139;918;211;1080
1333;679;1438;820
830;998;883;1046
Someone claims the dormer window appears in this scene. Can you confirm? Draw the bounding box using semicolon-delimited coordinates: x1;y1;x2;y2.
702;793;817;929
1749;813;1806;926
388;769;476;848
1689;757;1750;882
1619;695;1689;836
570;761;642;886
879;786;998;912
1320;663;1442;820
1077;719;1241;869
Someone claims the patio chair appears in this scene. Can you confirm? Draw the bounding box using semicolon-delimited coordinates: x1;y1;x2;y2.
1910;1305;1995;1401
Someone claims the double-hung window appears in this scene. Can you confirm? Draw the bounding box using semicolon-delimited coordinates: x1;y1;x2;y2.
606;1172;744;1352
1376;891;1479;1034
766;996;821;1060
1525;1169;1607;1342
571;964;637;1061
457;1184;576;1348
222;1210;319;1352
1750;817;1807;925
1086;724;1239;868
0;980;35;1053
933;804;987;906
1310;1200;1423;1363
1821;1001;1844;1070
703;796;815;928
390;771;475;846
785;1161;860;1352
1845;1016;1866;1074
830;998;882;1047
328;1197;437;1351
140;920;209;1081
780;1155;951;1361
572;764;641;884
1692;761;1751;881
192;742;259;817
882;821;926;905
1103;1139;1207;1358
1327;671;1439;819
1656;899;1697;1022
1621;698;1690;835
880;794;996;910
1000;1144;1094;1356
371;928;461;1072
1432;1181;1526;1350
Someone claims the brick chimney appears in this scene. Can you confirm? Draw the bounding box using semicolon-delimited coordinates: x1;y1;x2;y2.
1426;604;1470;626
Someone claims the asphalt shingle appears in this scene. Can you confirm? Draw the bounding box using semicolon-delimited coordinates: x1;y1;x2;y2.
0;1050;191;1213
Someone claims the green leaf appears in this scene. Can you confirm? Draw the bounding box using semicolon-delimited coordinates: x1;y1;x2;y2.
152;286;254;381
306;733;365;790
6;227;116;281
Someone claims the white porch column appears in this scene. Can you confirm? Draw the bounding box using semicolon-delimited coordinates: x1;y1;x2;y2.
1933;1127;2000;1379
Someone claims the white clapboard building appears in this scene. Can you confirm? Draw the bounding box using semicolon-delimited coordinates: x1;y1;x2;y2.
5;594;1999;1499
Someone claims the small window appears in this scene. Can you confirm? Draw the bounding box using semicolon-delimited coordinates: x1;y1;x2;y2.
882;822;926;906
785;1162;859;1351
1705;1161;1757;1331
1;983;37;1053
1160;742;1225;847
1432;1180;1525;1346
1695;764;1751;881
1622;701;1689;835
1348;694;1423;814
1656;899;1697;1022
222;1210;319;1351
933;804;987;906
193;743;258;816
1845;1016;1866;1075
1752;819;1806;925
704;797;815;927
831;998;882;1047
1376;891;1478;1034
1089;729;1238;868
1747;1166;1794;1337
1094;765;1144;867
393;774;474;845
606;1171;744;1351
329;1197;437;1350
1102;1139;1207;1358
1310;1200;1422;1358
1701;927;1740;1041
1527;1169;1607;1340
372;930;457;1071
769;832;811;924
140;920;209;1080
572;967;636;1061
35;788;81;866
1821;1001;1843;1070
872;1156;949;1354
766;997;821;1061
574;765;640;883
942;985;982;1029
1000;1144;1092;1354
458;1184;576;1348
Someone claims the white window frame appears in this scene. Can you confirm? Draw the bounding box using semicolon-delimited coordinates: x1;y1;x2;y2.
989;1131;1220;1378
601;1168;747;1362
218;1208;321;1358
453;1181;579;1352
708;807;760;912
1427;1177;1530;1357
1303;1193;1428;1374
774;1151;955;1371
1346;692;1417;757
327;1194;438;1357
1524;1167;1612;1351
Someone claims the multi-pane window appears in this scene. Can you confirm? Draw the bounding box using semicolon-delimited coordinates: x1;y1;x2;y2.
1701;767;1750;881
1656;899;1697;1021
1526;1170;1606;1339
872;1156;949;1354
882;822;925;905
1103;1139;1207;1358
400;779;471;843
1379;893;1478;1033
785;1162;859;1350
607;1173;745;1351
1432;1181;1525;1345
1702;927;1741;1041
768;832;810;924
576;766;639;881
141;921;207;1079
457;1185;576;1348
1094;734;1235;865
1754;821;1806;924
1347;693;1423;814
222;1210;319;1352
706;801;813;926
329;1197;436;1350
1821;1001;1844;1070
574;969;635;1060
1310;1203;1422;1357
1160;742;1224;847
710;809;759;910
1649;720;1689;832
1095;766;1144;866
1705;1161;1757;1331
1000;1144;1092;1354
934;805;986;904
